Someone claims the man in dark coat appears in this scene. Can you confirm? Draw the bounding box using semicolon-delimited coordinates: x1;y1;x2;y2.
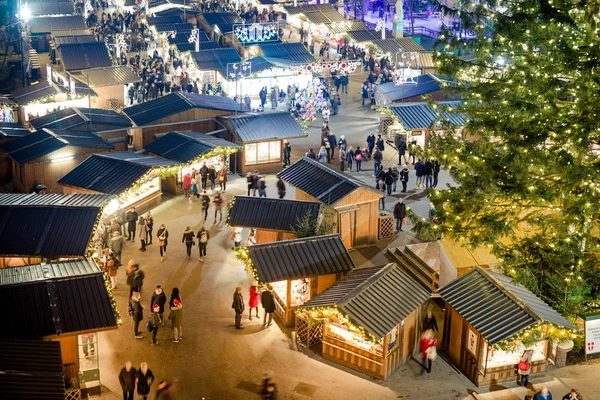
259;87;267;109
326;133;337;161
283;140;291;167
119;361;137;400
305;148;317;160
261;284;276;327
433;160;441;188
126;207;138;241
384;168;395;195
400;165;410;193
373;149;382;176
396;136;407;165
366;132;376;155
199;162;209;190
424;159;434;188
393;198;407;232
150;285;167;325
232;286;245;329
276;178;286;199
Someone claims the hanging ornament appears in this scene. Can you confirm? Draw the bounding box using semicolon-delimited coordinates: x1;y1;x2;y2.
375;18;386;40
234;23;279;43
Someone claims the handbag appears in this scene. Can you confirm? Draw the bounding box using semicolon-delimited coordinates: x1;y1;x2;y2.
426;346;437;361
157;239;165;247
146;318;153;332
518;360;531;372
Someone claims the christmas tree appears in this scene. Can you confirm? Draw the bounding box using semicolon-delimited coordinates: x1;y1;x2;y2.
426;0;600;315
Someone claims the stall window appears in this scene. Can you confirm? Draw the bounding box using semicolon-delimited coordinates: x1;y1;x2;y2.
245;140;281;165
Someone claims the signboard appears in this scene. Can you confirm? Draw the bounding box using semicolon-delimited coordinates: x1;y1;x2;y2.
394;67;421;85
584;313;600;355
233;23;279;44
467;327;478;357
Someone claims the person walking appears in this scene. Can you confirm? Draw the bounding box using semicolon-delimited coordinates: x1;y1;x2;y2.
169;288;183;342
145;212;154;244
197;223;209;259
248;282;260;321
372;148;382;176
339;146;346;172
150;304;161;346
129;291;144;339
208;165;217;191
354;146;362;172
136;362;154;400
218;164;228;191
110;230;125;265
232;226;243;247
182;226;195;259
257;176;267;197
261;283;276;327
418;329;437;374
199;162;209;190
283;140;291;167
422;310;438;333
376;134;385;152
156;224;168;262
346;146;354;171
400;165;409;192
533;386;553;400
432;159;441;188
397;137;408;165
233;286;245;329
276;177;286;199
213;192;224;223
126;207;138;241
155;380;174;400
150;285;167;325
201;191;210;220
517;349;533;387
119;361;137;400
384;167;394;195
366;132;376;155
107;254;118;289
127;261;145;299
393;198;406;232
137;216;147;251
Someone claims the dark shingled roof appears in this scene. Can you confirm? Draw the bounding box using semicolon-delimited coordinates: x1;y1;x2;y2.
248;234;355;283
146;15;183;25
28;16;87;34
30;107;132;132
57;42;112;71
376;75;448;102
217;112;306;143
388;101;466;129
302;264;430;339
346;29;379;42
0;195;106;257
176;40;220;52
29;0;74;17
372;37;425;53
154;22;194;33
0;259;101;285
123;91;242;125
0;261;117;339
0;128;113;164
437;267;576;344
11;81;59;105
145;131;240;163
200;12;243;33
58;152;179;195
228;196;321;232
0;122;30;138
190;48;242;79
0;193;109;207
52;34;96;46
278;157;383;206
0;339;65;400
80;66;141;87
258;43;316;64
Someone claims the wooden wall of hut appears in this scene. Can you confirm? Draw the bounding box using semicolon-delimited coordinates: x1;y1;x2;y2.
255;229;296;244
53;335;79;383
0;256;42;268
0;137;16;184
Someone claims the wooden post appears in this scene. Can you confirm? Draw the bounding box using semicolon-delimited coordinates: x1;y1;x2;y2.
382;333;390;379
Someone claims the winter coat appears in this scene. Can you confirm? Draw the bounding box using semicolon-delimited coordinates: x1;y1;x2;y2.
132;269;144;288
373;150;382;163
339;149;346;162
327;134;337;149
126;210;138;230
157;227;169;246
400;168;409;182
393;202;406;219
110;234;124;253
423;315;438;332
197;227;209;244
182;229;195;243
276;179;286;194
346;149;354;162
384;170;395;185
137;221;147;238
261;290;276;313
318;149;328;163
232;291;245;313
129;299;143;322
232;227;243;243
169;298;183;328
107;258;118;277
338;138;347;149
415;161;424;177
201;194;210;210
136;369;155;395
208;167;217;182
366;134;376;148
249;287;260;308
119;367;137;391
419;336;437;358
199;165;208;179
218;168;228;182
533;392;553;400
397;139;407;155
425;160;434;175
376;137;385;151
150;312;161;328
306;150;317;160
151;290;167;313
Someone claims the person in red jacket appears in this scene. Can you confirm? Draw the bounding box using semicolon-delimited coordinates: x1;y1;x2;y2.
249;282;260;320
182;172;192;198
419;329;438;374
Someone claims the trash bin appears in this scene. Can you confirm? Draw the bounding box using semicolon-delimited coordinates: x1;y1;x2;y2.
33;184;47;194
555;340;574;368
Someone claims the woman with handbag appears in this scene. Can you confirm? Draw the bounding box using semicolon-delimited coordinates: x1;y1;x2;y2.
156;224;168;262
182;226;195;259
218;165;228;191
517;349;533;387
419;329;438;374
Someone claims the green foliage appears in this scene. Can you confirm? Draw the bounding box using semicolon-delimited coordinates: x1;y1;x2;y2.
293;210;336;239
407;208;442;242
425;0;600;316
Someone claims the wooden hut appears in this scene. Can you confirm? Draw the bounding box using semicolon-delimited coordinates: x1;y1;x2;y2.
437;267;577;387
0;193;108;267
298;263;430;380
278;157;385;249
197;12;243;46
144;131;241;195
122;92;241;150
0;128;113;193
56;42;112;73
27;16;87;52
78;66;142;109
0;259;118;395
227;196;321;243
0;123;31;184
375;75;454;106
240;234;355;327
217;112;307;175
58;152;180;216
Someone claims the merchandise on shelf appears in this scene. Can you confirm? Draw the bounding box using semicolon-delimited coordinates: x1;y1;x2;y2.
327;323;383;356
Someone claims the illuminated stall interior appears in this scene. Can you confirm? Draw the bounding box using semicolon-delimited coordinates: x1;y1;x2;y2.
58;152;180;216
227;196;321;244
298;264;430;380
235;234;355;327
437;267;578;386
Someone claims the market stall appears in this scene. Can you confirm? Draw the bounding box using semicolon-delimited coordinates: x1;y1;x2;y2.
375;74;451;106
58;152;180;216
234;234;355;327
78;66;142;109
437;267;579;386
144;130;241;194
298;263;430;380
189;48;243;90
227;196;321;243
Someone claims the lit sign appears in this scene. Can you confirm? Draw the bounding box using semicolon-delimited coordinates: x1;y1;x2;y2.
234;23;279;44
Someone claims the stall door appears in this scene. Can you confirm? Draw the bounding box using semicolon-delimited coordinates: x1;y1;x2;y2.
448;308;463;365
338;211;354;249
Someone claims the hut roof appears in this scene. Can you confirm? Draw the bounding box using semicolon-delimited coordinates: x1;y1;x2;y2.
228;196;320;232
217;112;306;143
144;131;240;163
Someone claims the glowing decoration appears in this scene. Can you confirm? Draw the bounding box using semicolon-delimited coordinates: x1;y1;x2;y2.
291;61;362;76
227;60;252;80
234;23;279;44
375;18;386;40
115;34;127;59
188;28;200;52
84;0;93;19
69;76;76;99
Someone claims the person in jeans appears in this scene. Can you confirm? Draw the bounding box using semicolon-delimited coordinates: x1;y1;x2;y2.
169;288;183;343
118;361;137;400
182;227;195;259
419;329;437;374
197;224;209;259
372;148;382;176
261;284;276;327
156;224;168;262
393;198;406;232
150;304;161;346
129;292;144;339
517;349;533;387
213;193;224;224
232;286;245;329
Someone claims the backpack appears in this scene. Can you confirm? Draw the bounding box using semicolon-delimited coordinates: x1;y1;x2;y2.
146;318;153;332
199;230;208;244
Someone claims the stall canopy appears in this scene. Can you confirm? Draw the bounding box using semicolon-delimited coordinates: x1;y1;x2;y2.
437;267;576;344
228;196;320;232
200;12;243;34
79;66;142;88
376;74;452;103
146;15;183;25
144;130;241;163
177;40;220;52
29;0;75;17
279;157;384;206
0;339;65;400
30;107;132;131
0;128;114;164
190;48;242;79
258;43;316;64
248;234;355;283
52;34;97;46
0;193;109;257
387;100;466;130
218;112;306;143
284;4;345;23
28;16;87;35
58;152;179;195
123;91;242;125
301;263;430;339
51;29;93;37
57;42;112;71
372;38;426;53
325;21;368;35
0;259;117;339
0;122;30;138
11;80;97;106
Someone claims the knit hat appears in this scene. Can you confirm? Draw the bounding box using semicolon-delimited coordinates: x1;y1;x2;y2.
173;299;181;307
153;304;160;312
